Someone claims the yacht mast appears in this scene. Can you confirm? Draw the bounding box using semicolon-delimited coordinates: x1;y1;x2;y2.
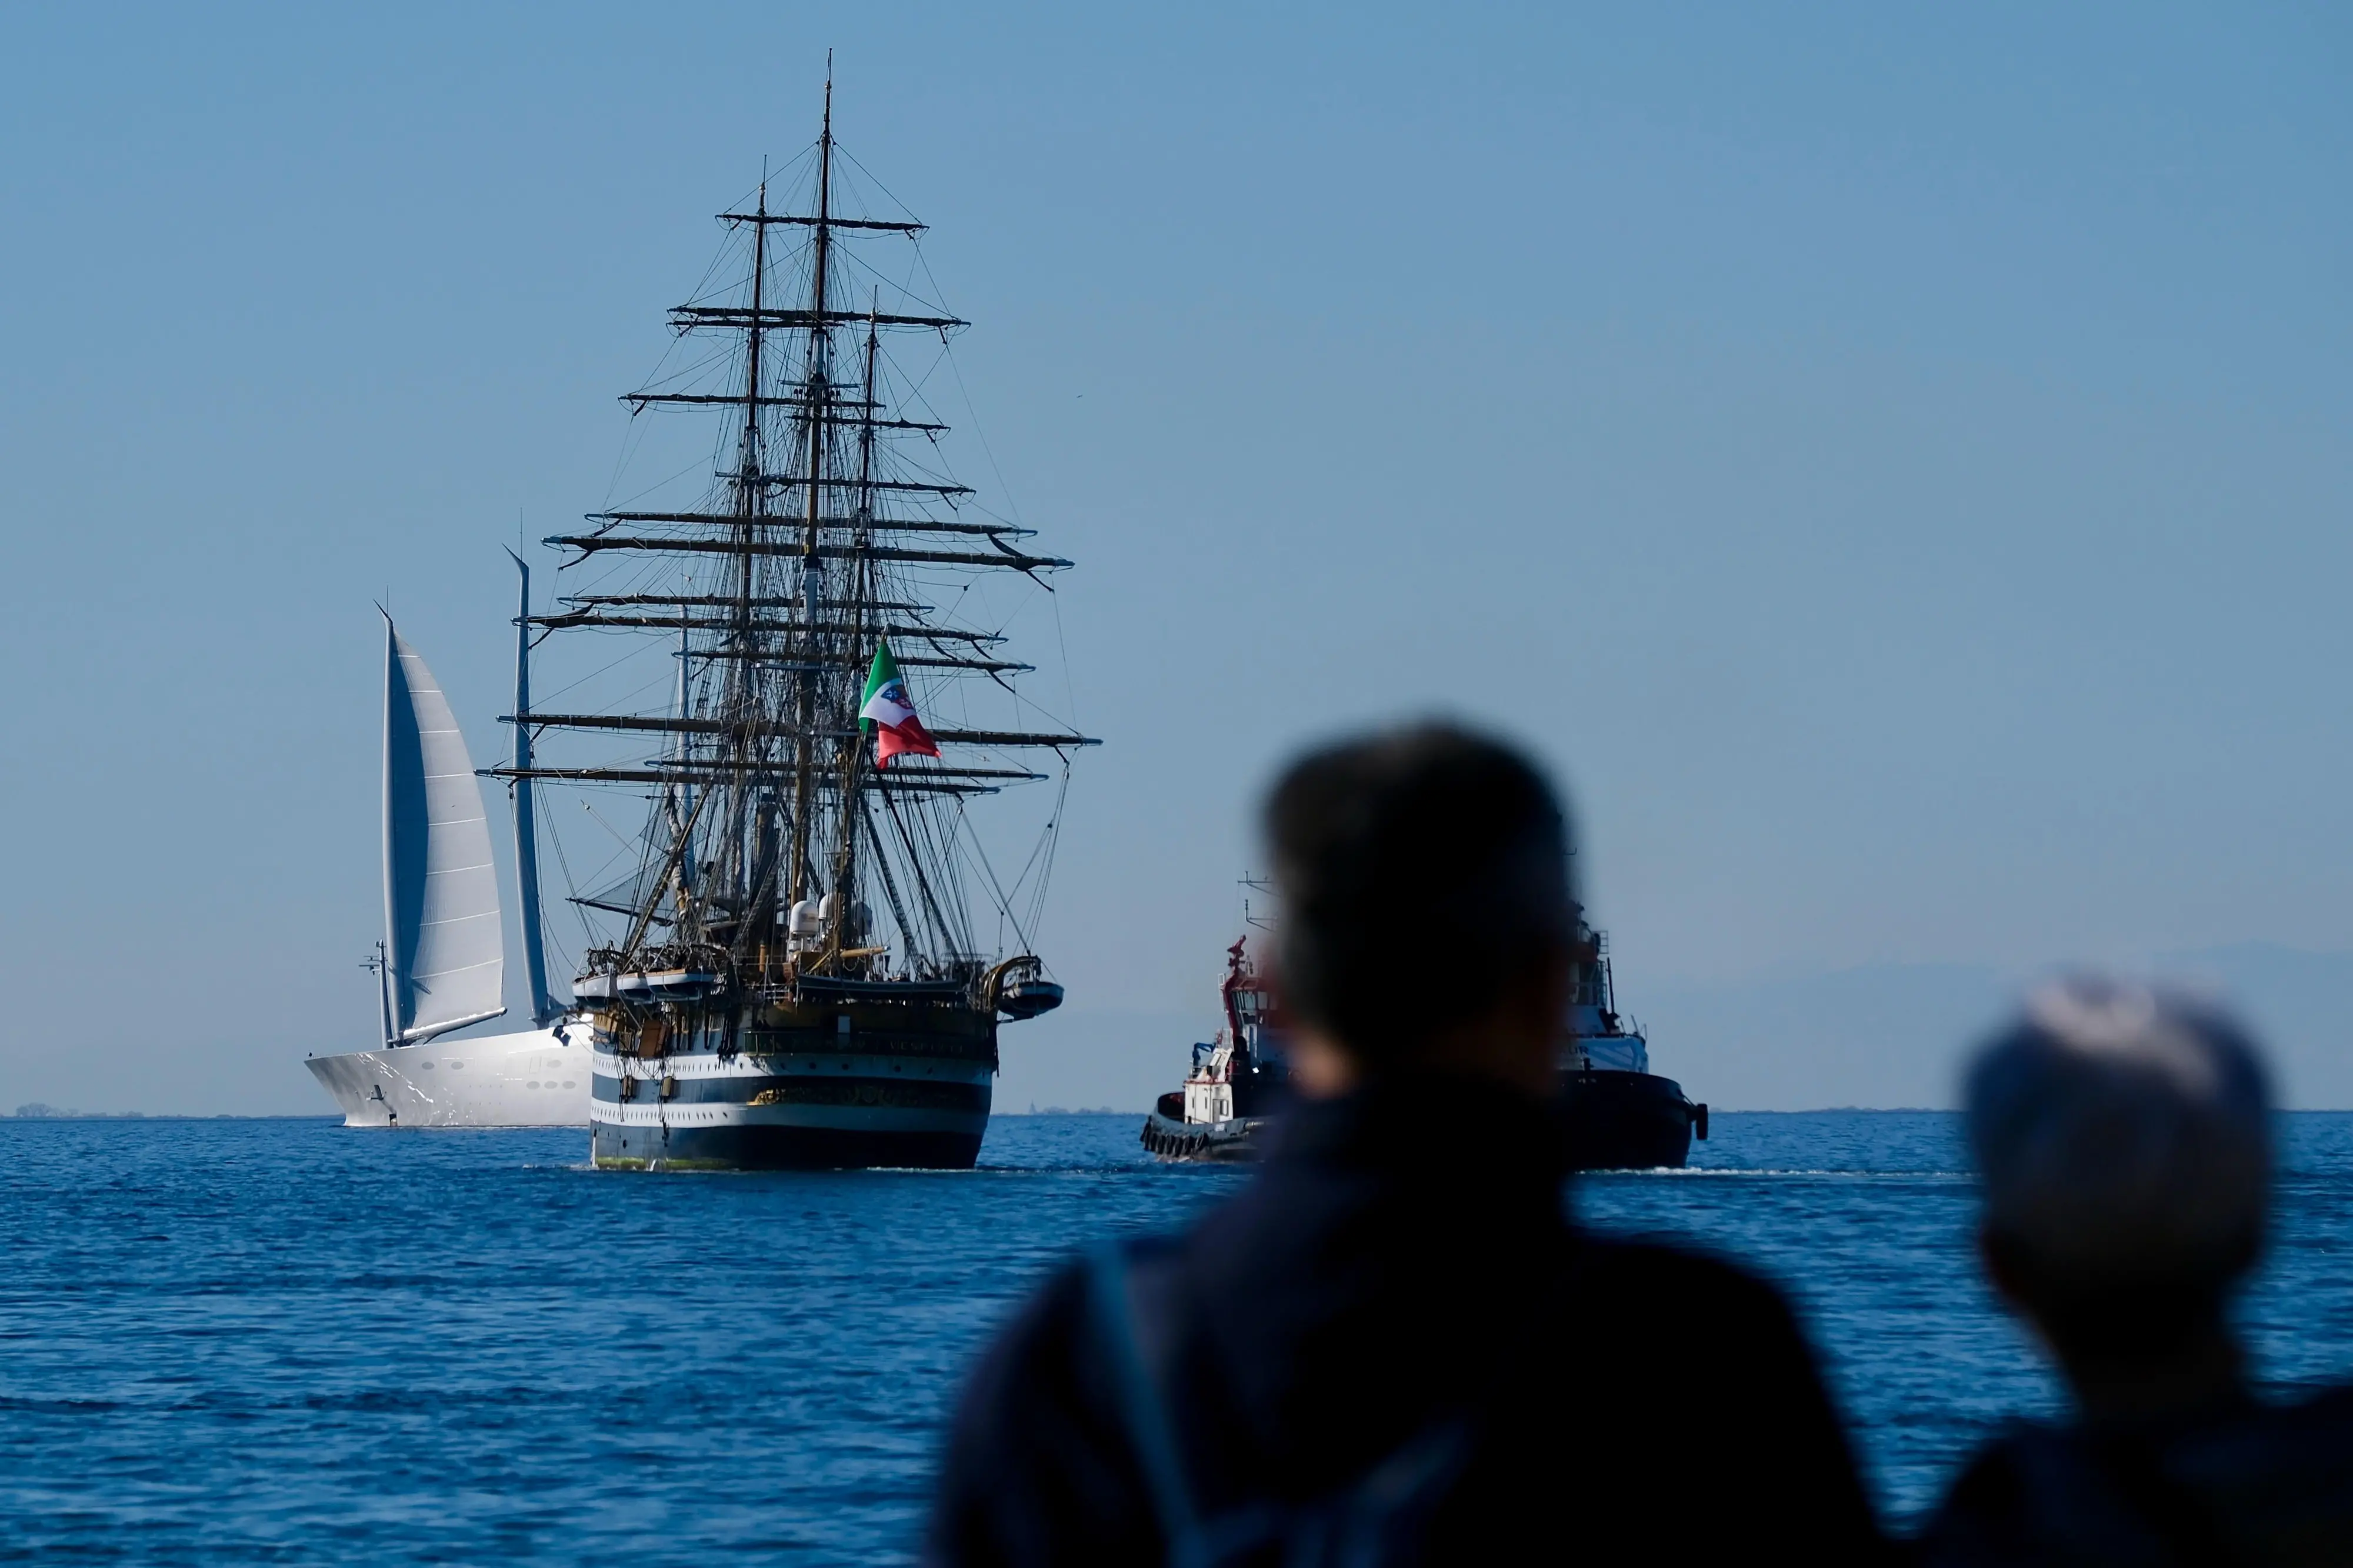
507;551;557;1027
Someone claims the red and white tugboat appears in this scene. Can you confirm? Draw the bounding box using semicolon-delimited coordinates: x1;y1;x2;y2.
1140;939;1290;1162
1142;919;1707;1169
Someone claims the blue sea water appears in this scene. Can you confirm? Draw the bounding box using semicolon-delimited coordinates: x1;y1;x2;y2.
2;1111;2349;1562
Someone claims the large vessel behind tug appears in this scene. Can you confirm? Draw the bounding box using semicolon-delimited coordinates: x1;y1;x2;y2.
1557;922;1707;1170
1142;920;1705;1170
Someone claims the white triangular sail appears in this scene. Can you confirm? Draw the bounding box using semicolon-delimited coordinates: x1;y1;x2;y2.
382;619;505;1043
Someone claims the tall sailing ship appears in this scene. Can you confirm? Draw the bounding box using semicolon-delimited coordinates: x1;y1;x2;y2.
500;82;1094;1170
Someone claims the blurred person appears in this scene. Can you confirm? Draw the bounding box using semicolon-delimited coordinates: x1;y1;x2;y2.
1920;975;2353;1564
927;722;1887;1567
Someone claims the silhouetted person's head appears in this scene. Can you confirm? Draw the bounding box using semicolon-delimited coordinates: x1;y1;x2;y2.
1265;722;1577;1098
1966;975;2272;1417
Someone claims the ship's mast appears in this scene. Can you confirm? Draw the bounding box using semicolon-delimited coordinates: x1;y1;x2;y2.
826;300;882;956
789;69;835;917
497;75;1098;992
716;166;771;965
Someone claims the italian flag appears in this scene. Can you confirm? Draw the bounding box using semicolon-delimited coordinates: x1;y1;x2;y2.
859;641;941;766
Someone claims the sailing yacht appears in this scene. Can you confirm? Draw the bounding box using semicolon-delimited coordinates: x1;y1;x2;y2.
305;573;583;1127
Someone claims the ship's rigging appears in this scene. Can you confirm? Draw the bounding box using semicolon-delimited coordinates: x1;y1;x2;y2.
494;76;1095;999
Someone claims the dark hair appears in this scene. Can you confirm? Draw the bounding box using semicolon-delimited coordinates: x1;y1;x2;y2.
1265;722;1577;1066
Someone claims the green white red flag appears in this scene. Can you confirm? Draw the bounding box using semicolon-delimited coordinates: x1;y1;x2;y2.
859;641;940;766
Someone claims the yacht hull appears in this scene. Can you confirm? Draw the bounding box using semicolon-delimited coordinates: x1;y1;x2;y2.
305;1027;587;1128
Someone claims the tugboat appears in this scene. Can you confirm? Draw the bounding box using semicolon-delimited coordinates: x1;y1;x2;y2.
1142;918;1707;1169
1140;939;1289;1162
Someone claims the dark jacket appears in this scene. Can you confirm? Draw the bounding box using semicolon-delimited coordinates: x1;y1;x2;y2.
927;1074;1888;1566
1919;1386;2353;1567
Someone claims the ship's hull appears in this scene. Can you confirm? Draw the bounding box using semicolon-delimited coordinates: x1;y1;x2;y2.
305;1027;586;1127
591;1112;985;1171
589;1048;991;1170
587;982;997;1170
1559;1069;1699;1170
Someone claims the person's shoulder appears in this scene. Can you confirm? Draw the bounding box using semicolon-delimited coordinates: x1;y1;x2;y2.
949;1256;1095;1430
959;1235;1192;1410
1558;1234;1892;1554
1914;1424;2062;1567
927;1242;1178;1568
2267;1381;2353;1443
2174;1384;2353;1487
1567;1233;1838;1399
1576;1230;1774;1282
2172;1384;2353;1559
1920;1393;2353;1567
1573;1233;1801;1322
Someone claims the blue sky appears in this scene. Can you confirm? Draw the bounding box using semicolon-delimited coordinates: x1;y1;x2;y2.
2;3;2349;1112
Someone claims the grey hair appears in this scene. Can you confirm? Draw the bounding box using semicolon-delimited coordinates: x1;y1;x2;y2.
1965;973;2272;1292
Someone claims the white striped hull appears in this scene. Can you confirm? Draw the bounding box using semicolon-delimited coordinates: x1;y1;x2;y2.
589;1046;991;1136
588;1040;994;1168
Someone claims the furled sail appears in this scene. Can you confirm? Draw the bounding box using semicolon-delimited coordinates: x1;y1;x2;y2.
382;617;506;1043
